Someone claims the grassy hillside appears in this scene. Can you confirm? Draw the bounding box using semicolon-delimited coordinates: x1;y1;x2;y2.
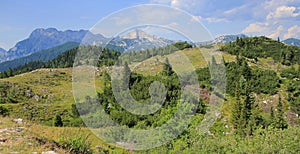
0;68;104;126
0;40;300;153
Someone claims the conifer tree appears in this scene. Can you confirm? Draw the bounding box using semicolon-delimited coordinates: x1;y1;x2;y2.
275;96;288;129
162;58;174;76
54;114;63;127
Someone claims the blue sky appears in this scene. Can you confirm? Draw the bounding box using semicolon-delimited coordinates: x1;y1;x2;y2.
0;0;299;50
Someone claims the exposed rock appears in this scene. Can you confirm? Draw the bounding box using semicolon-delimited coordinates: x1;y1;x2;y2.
13;118;23;124
33;95;40;101
26;89;33;97
41;151;58;154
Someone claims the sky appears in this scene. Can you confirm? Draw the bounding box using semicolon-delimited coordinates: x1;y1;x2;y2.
0;0;299;50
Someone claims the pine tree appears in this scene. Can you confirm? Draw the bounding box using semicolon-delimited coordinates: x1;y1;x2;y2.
269;106;275;127
122;62;131;88
275;96;288;129
102;70;111;88
162;58;174;76
71;104;79;117
231;81;244;135
241;60;251;80
54;114;63;127
244;84;254;122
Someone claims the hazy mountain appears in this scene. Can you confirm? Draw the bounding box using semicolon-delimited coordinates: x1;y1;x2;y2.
0;47;6;53
0;48;6;57
212;34;248;44
282;38;300;47
108;29;175;52
0;28;105;63
0;28;175;63
0;42;79;72
197;34;248;46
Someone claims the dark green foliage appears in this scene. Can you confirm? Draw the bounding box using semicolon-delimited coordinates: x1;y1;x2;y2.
226;57;279;96
97;48;120;67
220;36;300;65
249;68;280;95
231;82;244;135
273;96;288;129
0;105;9;116
54;114;63;127
231;75;266;136
71;104;80;117
172;41;193;50
280;66;300;79
287;80;300;117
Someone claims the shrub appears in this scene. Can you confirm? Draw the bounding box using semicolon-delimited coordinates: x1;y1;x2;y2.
54;114;63;127
59;129;93;154
0;105;9;116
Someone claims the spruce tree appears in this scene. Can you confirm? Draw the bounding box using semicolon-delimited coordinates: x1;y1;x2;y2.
275;96;288;129
231;81;244;135
269;106;275;127
54;114;63;127
162;58;173;76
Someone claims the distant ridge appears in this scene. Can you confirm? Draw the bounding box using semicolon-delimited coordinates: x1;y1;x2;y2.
0;42;79;72
197;34;248;46
0;28;105;63
282;38;300;47
0;47;6;53
212;34;248;44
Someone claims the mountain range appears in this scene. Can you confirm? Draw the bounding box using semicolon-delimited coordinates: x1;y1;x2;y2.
1;28;106;63
0;28;176;63
0;27;299;72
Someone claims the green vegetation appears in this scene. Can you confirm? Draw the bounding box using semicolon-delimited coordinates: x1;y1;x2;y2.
221;36;300;65
59;129;92;154
54;114;64;127
0;37;299;153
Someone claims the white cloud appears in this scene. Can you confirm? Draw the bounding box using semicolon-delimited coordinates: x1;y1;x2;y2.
150;0;172;4
267;5;300;20
224;4;248;15
284;25;300;39
191;15;201;22
242;0;300;39
242;22;269;33
205;17;229;23
242;23;285;39
149;0;300;38
269;25;284;38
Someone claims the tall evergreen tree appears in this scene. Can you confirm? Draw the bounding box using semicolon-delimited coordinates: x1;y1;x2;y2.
231;79;244;135
54;114;63;127
162;58;174;76
275;96;288;129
